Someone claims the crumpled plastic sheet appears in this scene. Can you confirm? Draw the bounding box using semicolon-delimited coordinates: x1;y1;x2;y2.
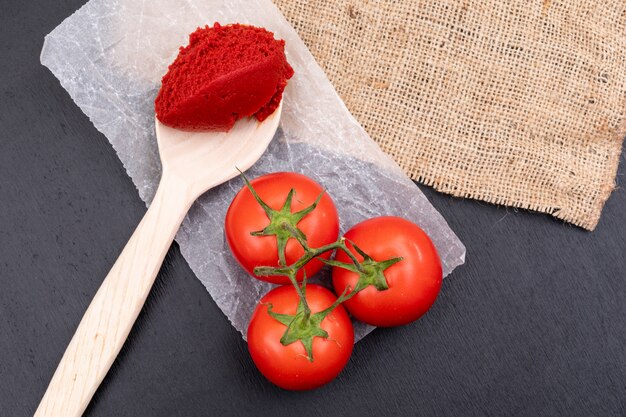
40;0;466;341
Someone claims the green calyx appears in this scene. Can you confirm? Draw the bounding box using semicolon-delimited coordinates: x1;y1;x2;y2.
321;243;403;294
266;277;347;362
241;171;323;267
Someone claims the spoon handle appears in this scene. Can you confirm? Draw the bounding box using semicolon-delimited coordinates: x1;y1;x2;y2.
34;173;194;417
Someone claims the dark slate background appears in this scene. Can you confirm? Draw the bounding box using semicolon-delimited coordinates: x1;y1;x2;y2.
1;1;625;416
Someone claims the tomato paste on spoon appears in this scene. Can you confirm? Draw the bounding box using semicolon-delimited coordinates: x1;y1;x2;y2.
155;23;293;131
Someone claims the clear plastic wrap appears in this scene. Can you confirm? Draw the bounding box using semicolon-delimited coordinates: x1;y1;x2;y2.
41;0;465;340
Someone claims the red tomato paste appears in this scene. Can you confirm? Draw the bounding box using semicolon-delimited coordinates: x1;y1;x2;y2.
155;23;294;131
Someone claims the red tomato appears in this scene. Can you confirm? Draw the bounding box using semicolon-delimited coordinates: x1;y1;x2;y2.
332;216;442;327
225;172;339;284
247;284;354;390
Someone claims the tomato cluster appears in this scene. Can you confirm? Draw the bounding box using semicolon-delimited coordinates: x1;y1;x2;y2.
225;172;442;390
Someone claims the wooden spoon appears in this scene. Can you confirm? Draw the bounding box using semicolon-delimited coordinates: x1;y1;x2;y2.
34;102;282;417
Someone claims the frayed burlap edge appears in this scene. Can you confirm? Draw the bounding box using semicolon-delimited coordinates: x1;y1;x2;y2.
409;124;624;230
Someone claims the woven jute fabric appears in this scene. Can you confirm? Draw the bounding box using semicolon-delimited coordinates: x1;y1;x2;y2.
273;0;626;230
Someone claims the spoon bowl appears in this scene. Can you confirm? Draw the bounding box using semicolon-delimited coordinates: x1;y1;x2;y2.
156;101;282;194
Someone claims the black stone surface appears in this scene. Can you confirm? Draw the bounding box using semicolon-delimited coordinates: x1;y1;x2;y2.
1;1;625;416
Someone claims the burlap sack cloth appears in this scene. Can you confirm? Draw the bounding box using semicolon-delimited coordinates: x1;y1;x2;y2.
273;0;626;230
